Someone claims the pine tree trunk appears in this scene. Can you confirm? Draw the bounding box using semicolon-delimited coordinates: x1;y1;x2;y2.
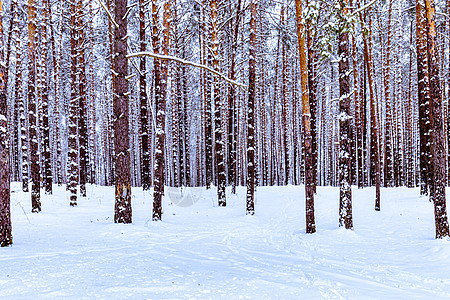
295;0;315;233
338;0;353;229
0;0;12;246
78;0;88;197
139;0;150;190
48;0;62;186
246;0;256;215
210;0;226;206
28;0;41;212
424;0;450;239
305;2;318;192
281;3;289;186
42;0;52;195
152;0;165;221
360;6;381;210
14;2;28;192
228;0;240;194
113;0;132;223
416;0;432;196
383;0;393;188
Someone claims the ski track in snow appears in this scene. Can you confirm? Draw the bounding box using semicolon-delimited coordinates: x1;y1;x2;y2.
1;183;450;299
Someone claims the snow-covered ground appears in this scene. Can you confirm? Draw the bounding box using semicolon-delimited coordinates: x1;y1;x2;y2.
1;183;450;299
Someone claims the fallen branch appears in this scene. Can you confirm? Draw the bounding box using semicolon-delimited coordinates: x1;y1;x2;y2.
126;51;247;90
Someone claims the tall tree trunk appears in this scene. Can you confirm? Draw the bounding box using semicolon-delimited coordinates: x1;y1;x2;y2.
28;0;41;212
139;0;150;190
114;0;132;223
246;0;256;215
15;0;28;192
350;0;362;188
228;0;240;194
152;0;165;221
416;0;432;196
48;0;62;186
306;0;318;192
281;3;289;186
210;0;226;206
424;0;450;238
68;0;79;206
295;0;315;233
42;0;52;194
78;0;88;197
383;0;394;188
0;0;12;246
360;6;381;210
338;0;353;229
9;0;19;183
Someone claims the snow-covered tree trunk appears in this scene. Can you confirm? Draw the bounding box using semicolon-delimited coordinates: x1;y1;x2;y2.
28;0;41;212
416;0;432;196
139;0;150;191
210;0;225;206
360;6;380;211
87;0;96;184
424;0;450;239
295;0;315;234
338;0;353;230
203;0;213;190
152;0;164;221
280;3;289;186
246;0;256;215
0;0;12;246
41;0;52;195
113;0;132;223
48;0;62;186
14;0;28;193
383;0;393;188
78;0;88;197
227;0;240;194
68;0;79;206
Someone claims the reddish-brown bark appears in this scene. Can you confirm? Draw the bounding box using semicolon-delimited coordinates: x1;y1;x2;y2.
295;0;315;233
113;0;132;223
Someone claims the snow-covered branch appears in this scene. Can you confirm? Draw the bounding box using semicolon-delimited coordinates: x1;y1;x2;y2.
96;0;119;29
351;0;377;16
126;52;247;90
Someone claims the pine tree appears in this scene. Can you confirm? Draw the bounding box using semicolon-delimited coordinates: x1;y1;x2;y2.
152;0;165;221
416;0;432;196
139;0;150;191
42;0;52;195
227;0;241;194
246;0;257;215
14;0;28;193
383;0;394;188
78;0;88;198
68;0;79;206
210;0;226;206
28;0;41;212
0;0;12;246
295;0;315;233
424;0;450;239
338;0;353;229
114;0;132;223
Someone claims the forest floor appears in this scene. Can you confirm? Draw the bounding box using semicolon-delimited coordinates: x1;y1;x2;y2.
1;183;450;299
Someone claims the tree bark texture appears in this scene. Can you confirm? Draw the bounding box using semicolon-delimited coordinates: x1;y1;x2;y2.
295;0;316;234
114;0;132;223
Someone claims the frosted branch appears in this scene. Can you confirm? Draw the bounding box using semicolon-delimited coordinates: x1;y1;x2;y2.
126;51;247;90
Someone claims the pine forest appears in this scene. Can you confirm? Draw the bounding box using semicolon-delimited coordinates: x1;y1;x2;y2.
1;0;450;297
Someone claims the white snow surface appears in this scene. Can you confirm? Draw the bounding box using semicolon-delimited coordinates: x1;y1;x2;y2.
2;183;450;299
